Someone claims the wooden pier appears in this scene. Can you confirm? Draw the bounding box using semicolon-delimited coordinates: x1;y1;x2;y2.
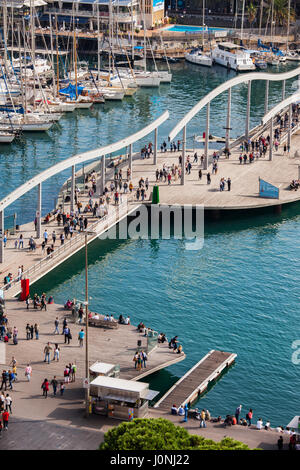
154;350;237;410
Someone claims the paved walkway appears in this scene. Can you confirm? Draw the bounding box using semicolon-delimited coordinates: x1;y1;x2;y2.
1;299;184;381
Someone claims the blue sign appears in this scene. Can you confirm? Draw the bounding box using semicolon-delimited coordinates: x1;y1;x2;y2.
259;178;279;199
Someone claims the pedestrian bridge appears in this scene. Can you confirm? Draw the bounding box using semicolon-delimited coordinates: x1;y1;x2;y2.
169;66;300;180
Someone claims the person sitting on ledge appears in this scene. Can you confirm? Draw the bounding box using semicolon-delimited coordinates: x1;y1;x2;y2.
43;213;51;224
158;333;167;343
256;418;263;430
103;315;109;321
124;316;130;325
178;405;185;416
137;322;145;331
119;315;125;324
48;296;54;304
177;344;183;354
171;404;178;415
224;415;233;427
64;300;73;310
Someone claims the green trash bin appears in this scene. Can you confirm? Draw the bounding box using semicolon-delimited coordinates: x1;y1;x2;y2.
152;185;160;204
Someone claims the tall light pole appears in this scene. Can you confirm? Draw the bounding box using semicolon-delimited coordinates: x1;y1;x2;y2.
85;232;89;418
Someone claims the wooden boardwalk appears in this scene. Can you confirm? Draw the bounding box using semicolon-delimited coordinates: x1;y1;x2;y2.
154;350;237;410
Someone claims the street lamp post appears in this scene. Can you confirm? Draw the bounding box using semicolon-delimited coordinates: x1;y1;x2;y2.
85;232;89;417
83;229;97;417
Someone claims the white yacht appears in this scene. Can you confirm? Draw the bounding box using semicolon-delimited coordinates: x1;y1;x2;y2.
212;42;256;71
185;49;212;67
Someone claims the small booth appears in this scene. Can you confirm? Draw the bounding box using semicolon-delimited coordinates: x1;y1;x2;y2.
89;376;159;420
89;362;120;379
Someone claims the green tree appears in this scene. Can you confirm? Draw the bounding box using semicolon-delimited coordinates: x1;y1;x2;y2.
271;0;295;26
99;418;252;450
247;2;258;29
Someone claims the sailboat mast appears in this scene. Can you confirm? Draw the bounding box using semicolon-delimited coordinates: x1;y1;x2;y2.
18;22;24;111
49;14;56;96
108;0;112;77
142;0;146;72
74;26;78;99
11;3;14;59
22;17;27;114
131;1;134;63
241;0;245;42
202;0;205;49
3;0;7;66
97;3;100;79
30;0;36;109
286;0;291;52
270;0;274;42
55;14;59;96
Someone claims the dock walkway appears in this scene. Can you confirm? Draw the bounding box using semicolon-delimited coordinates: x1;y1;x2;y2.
154;350;237;410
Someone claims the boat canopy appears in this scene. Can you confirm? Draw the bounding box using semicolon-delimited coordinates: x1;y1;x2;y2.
59;84;84;100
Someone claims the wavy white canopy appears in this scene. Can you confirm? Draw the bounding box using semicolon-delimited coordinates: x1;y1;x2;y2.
0;111;169;212
169;67;300;141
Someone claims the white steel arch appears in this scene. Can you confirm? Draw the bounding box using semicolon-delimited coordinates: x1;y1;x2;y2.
169;67;300;141
0;111;169;212
262;92;300;125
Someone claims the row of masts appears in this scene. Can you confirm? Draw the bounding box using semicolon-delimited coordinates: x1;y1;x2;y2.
0;0;172;143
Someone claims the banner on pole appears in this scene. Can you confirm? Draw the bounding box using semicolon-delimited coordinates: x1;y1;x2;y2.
259;178;279;199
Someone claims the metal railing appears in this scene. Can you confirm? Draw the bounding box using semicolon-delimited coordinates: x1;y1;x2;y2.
1;199;132;296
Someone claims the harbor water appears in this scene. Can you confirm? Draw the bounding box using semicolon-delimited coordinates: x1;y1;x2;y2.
2;61;300;426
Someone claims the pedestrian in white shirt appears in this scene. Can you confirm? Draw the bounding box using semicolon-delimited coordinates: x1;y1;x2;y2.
256;418;263;430
25;364;32;382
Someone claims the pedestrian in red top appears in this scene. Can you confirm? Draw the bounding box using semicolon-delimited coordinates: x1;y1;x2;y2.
2;410;9;429
41;378;49;398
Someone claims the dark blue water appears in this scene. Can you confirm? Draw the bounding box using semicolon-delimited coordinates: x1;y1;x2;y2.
3;62;300;427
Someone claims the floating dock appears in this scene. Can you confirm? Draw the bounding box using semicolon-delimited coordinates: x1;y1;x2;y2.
154;350;237;410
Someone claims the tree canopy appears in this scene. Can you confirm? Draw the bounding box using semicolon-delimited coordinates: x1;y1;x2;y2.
99;418;252;451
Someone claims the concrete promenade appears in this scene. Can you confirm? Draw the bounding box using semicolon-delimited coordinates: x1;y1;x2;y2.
130;133;300;210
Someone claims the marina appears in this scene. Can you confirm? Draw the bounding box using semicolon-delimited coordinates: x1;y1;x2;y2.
0;0;300;451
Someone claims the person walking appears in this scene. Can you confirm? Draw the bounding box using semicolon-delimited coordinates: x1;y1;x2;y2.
78;329;84;347
53;344;60;362
41;379;49;398
54;317;59;335
207;172;211;185
43;343;52;364
200;409;206;428
18;234;24;249
227;177;231;191
5;394;12;413
133;352;139;369
26;324;31;340
64;327;72;345
71;363;77;382
34;323;39;340
0;370;8;391
25;364;32;382
141;350;147;368
198;169;202;180
246;408;253;426
2;410;9;430
43;230;48;245
51;376;58;396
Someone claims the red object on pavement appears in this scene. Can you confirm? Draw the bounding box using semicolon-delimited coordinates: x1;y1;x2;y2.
20;278;29;301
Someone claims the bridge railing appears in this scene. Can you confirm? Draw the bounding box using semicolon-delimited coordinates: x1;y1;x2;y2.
1;199;133;297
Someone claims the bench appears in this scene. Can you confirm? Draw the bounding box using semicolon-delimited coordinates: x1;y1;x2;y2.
88;318;119;329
